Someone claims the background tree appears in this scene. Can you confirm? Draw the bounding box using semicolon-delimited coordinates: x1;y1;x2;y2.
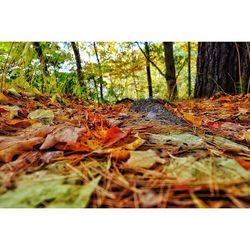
71;42;85;87
144;42;153;98
194;42;250;98
93;42;104;102
163;42;177;100
188;42;191;97
33;42;50;93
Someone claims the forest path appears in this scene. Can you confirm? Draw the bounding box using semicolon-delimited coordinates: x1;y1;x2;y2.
0;91;250;208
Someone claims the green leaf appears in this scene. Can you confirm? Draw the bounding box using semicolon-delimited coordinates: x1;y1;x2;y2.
204;135;250;153
164;156;250;186
28;109;54;125
48;176;101;208
0;170;100;208
149;132;204;148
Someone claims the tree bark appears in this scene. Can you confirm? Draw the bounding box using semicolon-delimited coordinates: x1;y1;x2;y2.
163;42;177;100
71;42;85;87
93;42;104;102
33;42;50;93
144;42;153;98
194;42;250;98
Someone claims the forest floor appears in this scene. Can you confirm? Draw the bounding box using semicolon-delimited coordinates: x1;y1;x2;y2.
0;90;250;208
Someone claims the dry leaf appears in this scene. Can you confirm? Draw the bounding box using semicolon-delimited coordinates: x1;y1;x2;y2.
126;149;166;168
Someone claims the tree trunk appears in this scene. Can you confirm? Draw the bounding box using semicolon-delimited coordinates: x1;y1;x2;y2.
187;42;191;97
144;42;153;98
93;42;104;102
71;42;85;87
163;42;177;100
194;42;250;98
33;42;50;93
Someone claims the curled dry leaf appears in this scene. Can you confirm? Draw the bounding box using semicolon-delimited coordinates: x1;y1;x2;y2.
6;119;32;128
0;136;44;163
126;149;166;169
40;151;64;164
0;105;20;119
40;126;86;150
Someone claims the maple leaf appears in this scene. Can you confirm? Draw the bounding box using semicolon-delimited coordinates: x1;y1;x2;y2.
103;127;131;147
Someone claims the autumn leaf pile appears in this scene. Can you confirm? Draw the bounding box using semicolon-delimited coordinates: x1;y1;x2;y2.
0;90;250;208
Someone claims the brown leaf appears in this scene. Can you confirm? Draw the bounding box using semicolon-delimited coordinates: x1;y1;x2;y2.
40;126;86;150
0;137;44;163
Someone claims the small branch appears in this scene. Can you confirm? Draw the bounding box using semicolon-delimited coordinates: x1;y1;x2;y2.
136;42;166;79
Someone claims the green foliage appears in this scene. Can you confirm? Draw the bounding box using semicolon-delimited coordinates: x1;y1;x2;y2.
0;41;198;102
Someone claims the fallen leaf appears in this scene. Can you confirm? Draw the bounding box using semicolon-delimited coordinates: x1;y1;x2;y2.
103;127;131;147
111;150;130;160
0;105;20;119
139;189;160;207
40;126;86;150
149;132;204;148
182;112;203;126
235;158;250;170
47;176;101;208
165;156;250;186
40;151;64;164
6;119;32;128
0;136;44;162
28;109;54;125
126;149;166;168
0;93;12;103
244;130;250;144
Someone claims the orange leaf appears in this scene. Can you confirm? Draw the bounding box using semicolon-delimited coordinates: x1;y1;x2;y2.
111;150;130;160
6;119;32;128
236;158;250;170
103;127;131;147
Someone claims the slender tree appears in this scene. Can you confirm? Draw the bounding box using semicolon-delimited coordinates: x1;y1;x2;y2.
33;42;50;93
144;42;153;98
194;42;250;98
187;42;191;97
93;42;104;102
71;42;85;87
136;42;177;100
163;42;177;100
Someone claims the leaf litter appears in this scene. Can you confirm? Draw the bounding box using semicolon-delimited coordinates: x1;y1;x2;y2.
0;90;250;208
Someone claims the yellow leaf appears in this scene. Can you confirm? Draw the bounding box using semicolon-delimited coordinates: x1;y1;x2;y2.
182;112;203;126
244;130;250;144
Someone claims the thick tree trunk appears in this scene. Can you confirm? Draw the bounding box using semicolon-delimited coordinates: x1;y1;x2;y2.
194;42;250;98
33;42;50;93
144;42;153;98
188;42;191;97
163;42;177;100
71;42;85;87
93;42;104;102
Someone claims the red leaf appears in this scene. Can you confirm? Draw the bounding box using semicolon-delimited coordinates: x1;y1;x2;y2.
204;122;223;129
103;127;131;147
0;107;8;113
236;158;250;170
